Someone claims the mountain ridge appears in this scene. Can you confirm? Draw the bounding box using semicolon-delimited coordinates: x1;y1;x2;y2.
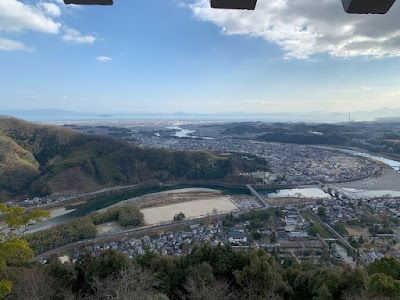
0;117;268;201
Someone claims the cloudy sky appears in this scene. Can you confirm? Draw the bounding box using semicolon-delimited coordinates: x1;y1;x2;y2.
1;0;400;116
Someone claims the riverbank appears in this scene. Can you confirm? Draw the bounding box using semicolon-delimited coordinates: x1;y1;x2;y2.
25;185;244;233
318;145;400;163
24;143;397;234
96;188;223;213
335;167;400;192
313;145;400;168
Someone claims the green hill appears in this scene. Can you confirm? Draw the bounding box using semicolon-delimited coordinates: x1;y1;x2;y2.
0;117;268;201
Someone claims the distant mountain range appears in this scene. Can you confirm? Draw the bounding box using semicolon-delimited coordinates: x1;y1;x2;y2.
1;108;400;123
0;109;100;122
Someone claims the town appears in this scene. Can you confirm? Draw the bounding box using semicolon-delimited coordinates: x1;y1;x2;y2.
58;121;378;185
56;187;400;270
34;120;400;269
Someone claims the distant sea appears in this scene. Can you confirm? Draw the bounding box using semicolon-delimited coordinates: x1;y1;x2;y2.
1;108;398;123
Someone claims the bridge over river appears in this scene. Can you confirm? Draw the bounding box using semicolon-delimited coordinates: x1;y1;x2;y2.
316;181;356;201
246;185;270;208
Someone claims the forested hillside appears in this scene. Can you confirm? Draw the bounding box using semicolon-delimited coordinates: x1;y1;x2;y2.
5;245;400;299
0;117;268;201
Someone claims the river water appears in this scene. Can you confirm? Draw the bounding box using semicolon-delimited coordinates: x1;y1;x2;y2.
314;146;400;171
166;126;196;138
28;185;249;232
261;188;331;199
343;150;400;171
316;146;400;198
166;126;213;139
32;144;400;231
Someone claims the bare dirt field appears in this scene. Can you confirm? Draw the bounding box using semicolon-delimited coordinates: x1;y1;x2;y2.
97;188;228;213
96;222;125;235
141;197;238;225
345;225;369;237
266;197;316;206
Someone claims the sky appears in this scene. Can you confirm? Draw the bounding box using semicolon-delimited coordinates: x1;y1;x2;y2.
1;0;400;117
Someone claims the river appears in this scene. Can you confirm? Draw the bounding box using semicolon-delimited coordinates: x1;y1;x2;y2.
343;150;400;171
166;126;213;139
166;126;196;138
260;188;331;199
30;146;400;231
314;146;400;171
318;146;400;197
27;185;249;232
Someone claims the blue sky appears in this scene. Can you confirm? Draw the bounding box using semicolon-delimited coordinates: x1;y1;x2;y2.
1;0;400;116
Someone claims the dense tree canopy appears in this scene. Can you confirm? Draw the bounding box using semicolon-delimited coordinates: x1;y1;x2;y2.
91;205;143;227
1;242;400;299
0;205;49;298
25;217;97;254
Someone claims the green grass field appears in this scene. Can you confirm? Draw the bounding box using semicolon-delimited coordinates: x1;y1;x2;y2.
301;210;333;239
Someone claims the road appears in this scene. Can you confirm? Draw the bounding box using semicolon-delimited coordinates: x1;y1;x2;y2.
26;184;139;211
247;184;270;208
307;209;367;264
33;212;229;261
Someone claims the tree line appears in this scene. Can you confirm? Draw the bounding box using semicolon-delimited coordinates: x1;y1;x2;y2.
24;205;144;255
91;205;143;227
24;217;97;255
3;244;400;299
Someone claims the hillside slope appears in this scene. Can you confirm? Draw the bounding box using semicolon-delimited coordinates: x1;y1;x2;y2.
0;117;268;201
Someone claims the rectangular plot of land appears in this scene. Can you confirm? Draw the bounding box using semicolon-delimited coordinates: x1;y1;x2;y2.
141;197;238;225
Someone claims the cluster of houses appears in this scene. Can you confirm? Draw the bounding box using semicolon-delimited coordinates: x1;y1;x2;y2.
136;132;376;185
56;197;400;267
309;200;359;225
276;207;309;239
13;196;67;208
79;222;227;259
308;198;400;264
365;198;400;217
262;208;326;258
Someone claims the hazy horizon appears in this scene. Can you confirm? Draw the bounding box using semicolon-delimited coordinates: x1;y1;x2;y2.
2;107;400;123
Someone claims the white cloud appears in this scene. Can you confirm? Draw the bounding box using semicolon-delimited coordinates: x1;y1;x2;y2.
0;0;96;51
361;85;376;91
96;56;112;62
188;0;400;59
62;27;97;44
0;37;31;51
38;2;62;17
0;0;61;33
